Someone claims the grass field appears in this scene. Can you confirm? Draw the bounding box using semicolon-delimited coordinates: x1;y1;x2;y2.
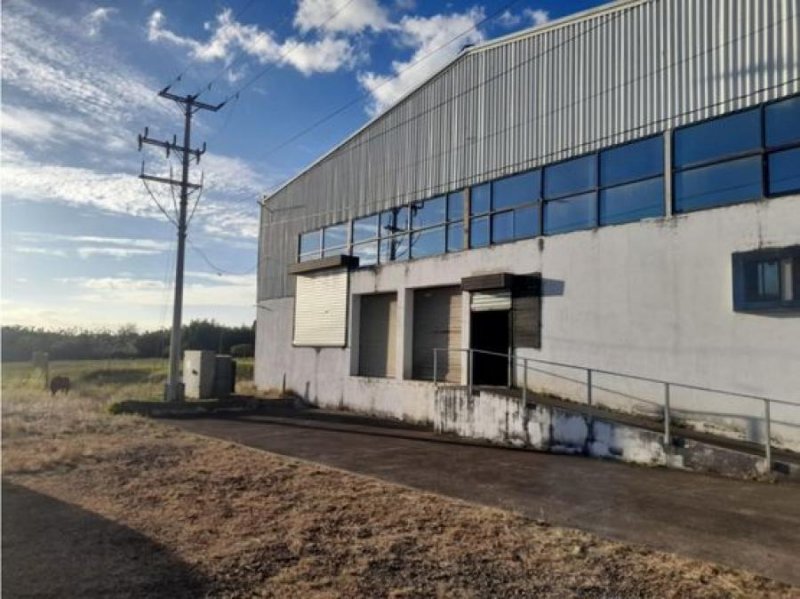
1;357;255;403
2;359;797;597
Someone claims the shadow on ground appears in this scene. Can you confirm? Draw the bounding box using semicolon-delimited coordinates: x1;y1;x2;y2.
2;481;206;598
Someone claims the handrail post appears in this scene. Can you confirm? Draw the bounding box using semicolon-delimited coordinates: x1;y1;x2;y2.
764;399;772;470
433;349;438;385
586;368;593;407
468;350;474;397
507;347;512;388
663;382;671;445
522;358;528;403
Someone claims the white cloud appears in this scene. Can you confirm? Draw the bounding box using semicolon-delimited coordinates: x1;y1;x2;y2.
83;6;117;37
0;104;127;152
279;36;357;75
13;246;68;258
496;10;522;28
2;146;265;240
147;7;357;76
75;247;163;258
523;8;550;27
394;0;416;11
294;0;390;34
59;274;256;308
2;2;168;129
358;8;485;116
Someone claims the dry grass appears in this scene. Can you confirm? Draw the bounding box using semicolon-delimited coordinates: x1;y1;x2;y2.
2;360;797;598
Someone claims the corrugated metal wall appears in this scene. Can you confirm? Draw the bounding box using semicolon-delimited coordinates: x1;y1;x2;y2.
259;0;799;300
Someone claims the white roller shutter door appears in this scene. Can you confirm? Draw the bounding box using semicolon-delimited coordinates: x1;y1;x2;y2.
471;290;512;312
293;268;348;346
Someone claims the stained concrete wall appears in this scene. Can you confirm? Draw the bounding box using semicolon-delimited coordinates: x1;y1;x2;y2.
256;196;800;447
434;387;775;479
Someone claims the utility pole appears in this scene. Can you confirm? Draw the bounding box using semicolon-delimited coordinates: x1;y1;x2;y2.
138;86;224;402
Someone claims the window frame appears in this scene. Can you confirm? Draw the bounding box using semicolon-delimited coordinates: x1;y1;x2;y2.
732;245;800;312
672;95;800;213
598;134;665;226
470;169;543;248
295;95;800;265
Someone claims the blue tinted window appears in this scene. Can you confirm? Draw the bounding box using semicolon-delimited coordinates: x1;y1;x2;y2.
448;191;464;221
493;170;541;210
352;241;378;267
766;96;800;148
299;230;321;256
544;192;597;235
601;136;664;186
380;235;409;263
768;147;800;195
514;205;540;239
471;183;491;215
674;156;762;213
544;155;597;199
353;215;379;242
447;223;463;252
323;246;348;258
470;216;489;248
411;196;446;229
600;177;664;225
381;207;408;236
411;227;445;259
674;109;761;167
491;211;514;244
323;223;347;249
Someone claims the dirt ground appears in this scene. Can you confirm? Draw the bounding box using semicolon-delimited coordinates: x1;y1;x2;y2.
2;383;798;598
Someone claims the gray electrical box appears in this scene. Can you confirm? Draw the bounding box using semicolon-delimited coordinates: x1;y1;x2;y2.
184;351;235;400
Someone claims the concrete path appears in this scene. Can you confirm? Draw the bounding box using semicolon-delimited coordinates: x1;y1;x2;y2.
169;412;800;586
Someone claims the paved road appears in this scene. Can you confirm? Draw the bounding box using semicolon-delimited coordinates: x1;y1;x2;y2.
170;412;800;586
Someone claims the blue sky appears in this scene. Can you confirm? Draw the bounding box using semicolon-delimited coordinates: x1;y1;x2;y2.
1;0;604;331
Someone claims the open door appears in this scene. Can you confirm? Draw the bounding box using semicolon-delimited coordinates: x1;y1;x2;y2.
470;291;510;386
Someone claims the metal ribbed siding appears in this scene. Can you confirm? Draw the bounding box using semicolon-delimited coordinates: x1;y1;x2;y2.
259;0;799;300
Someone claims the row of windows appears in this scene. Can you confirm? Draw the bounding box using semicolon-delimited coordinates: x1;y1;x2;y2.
298;95;800;265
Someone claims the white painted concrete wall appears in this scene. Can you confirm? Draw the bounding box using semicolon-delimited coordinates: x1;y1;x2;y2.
256;195;800;447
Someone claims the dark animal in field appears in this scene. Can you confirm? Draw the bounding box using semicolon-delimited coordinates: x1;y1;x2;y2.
50;376;70;396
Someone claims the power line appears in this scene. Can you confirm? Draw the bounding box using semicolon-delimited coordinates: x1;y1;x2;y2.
258;0;527;158
138;89;224;403
216;0;359;105
265;7;796;184
195;0;302;98
187;236;264;276
159;0;259;94
141;178;178;226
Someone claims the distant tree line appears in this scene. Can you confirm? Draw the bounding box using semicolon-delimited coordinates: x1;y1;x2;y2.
1;320;255;362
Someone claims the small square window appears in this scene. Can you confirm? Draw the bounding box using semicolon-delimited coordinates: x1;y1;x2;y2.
381;207;408;236
353;215;379;242
447;223;464;252
470;216;490;248
733;246;800;311
491;211;514;244
447;191;465;221
470;184;491;215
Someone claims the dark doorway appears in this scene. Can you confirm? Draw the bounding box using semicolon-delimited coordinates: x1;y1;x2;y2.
470;310;510;386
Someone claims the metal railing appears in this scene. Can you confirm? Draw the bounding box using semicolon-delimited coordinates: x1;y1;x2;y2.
432;347;798;466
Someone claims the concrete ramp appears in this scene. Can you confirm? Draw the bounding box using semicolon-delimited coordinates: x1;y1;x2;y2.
435;386;800;481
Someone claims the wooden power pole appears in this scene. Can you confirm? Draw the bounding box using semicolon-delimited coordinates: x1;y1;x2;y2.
138;87;224;402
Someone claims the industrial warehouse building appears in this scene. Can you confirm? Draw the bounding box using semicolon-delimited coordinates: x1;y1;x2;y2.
256;0;800;459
